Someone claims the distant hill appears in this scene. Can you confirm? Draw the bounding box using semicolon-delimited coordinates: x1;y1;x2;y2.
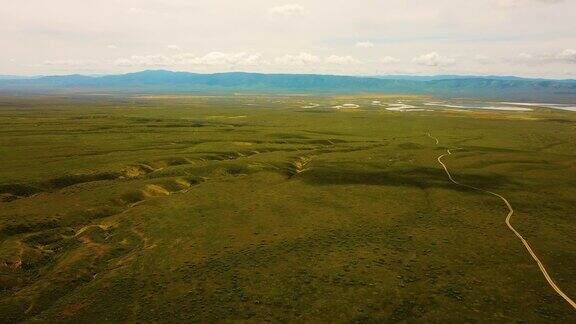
0;75;36;80
1;70;575;102
372;75;554;82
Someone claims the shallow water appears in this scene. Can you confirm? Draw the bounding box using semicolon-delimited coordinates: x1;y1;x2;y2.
500;102;576;112
426;102;532;111
332;103;360;109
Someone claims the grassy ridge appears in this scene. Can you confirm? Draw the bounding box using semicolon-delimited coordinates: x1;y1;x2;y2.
0;95;575;321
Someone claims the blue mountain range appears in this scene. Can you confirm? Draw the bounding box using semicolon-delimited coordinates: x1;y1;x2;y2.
1;70;575;102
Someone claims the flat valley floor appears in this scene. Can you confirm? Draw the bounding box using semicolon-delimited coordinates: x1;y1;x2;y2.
0;94;575;322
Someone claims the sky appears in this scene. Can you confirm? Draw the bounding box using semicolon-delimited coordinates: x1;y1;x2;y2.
1;0;575;78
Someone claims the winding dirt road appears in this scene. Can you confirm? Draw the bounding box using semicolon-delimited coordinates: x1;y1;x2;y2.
426;132;439;145
430;135;576;310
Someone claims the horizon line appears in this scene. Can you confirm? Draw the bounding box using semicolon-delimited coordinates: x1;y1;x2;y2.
1;69;575;81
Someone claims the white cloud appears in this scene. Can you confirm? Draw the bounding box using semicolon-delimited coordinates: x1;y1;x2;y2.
274;52;319;65
355;41;374;48
508;49;576;64
114;55;170;67
114;52;262;67
2;0;575;77
167;45;181;51
473;54;491;64
42;59;97;66
412;52;456;67
268;4;306;17
325;55;360;65
505;52;542;64
380;56;400;64
196;52;262;66
517;53;534;62
107;45;117;49
556;49;576;63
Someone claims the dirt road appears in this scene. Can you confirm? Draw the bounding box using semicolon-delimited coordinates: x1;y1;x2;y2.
432;137;576;310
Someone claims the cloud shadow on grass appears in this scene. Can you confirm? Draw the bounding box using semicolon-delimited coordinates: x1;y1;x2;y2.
299;165;515;192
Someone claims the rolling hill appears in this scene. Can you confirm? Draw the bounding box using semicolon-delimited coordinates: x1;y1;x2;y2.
1;70;575;102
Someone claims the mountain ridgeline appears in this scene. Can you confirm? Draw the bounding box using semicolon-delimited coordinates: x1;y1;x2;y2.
1;70;575;101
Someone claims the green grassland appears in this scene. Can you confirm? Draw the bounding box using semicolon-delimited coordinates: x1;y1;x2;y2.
0;94;575;322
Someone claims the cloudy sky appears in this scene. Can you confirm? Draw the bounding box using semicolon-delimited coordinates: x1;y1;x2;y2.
1;0;575;78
